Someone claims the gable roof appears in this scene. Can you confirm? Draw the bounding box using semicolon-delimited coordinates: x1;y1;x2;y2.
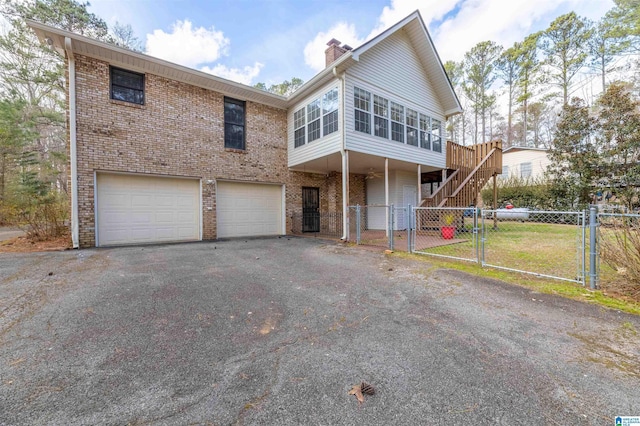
503;146;549;154
27;10;461;116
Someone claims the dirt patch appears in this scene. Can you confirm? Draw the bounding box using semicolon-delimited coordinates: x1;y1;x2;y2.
0;235;72;253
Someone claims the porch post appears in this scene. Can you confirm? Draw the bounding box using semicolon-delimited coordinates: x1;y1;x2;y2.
385;157;389;237
417;164;422;205
341;150;349;240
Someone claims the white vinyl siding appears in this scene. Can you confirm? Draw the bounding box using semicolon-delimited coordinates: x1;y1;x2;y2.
502;149;551;180
365;170;418;230
348;27;444;114
288;80;342;168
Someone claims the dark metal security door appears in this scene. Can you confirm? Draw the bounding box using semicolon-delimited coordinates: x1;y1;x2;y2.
302;187;320;232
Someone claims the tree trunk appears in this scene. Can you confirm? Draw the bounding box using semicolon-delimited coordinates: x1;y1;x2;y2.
601;55;606;93
507;85;513;147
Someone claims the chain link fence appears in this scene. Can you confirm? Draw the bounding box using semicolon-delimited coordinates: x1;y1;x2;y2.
413;207;478;262
480;210;586;284
348;205;393;249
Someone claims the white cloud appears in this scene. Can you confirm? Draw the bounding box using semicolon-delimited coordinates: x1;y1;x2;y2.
303;22;365;72
146;20;229;68
366;0;615;63
145;19;264;85
369;0;461;37
430;0;615;63
200;63;264;85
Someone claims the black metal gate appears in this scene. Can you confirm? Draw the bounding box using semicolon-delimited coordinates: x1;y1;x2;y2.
302;187;320;232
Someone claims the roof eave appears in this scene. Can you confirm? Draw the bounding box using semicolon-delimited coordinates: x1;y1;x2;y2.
26;20;289;110
285;53;355;105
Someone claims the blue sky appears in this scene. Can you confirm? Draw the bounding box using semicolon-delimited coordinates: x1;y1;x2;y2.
87;0;615;87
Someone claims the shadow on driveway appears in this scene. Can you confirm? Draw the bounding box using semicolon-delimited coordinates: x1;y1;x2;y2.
1;237;639;425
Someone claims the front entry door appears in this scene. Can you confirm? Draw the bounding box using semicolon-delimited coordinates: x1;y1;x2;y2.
302;187;320;232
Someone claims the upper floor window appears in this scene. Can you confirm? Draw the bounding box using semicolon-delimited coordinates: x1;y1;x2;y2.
110;66;144;105
352;86;444;152
419;114;430;149
307;99;321;142
354;87;371;134
520;162;532;178
322;89;339;136
294;87;339;148
391;102;404;143
406;108;418;146
224;97;245;150
294;108;306;148
431;119;442;152
373;95;388;139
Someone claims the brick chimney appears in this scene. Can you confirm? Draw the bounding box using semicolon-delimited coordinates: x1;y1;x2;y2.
325;38;350;67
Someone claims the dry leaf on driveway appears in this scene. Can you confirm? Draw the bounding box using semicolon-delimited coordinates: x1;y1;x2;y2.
348;384;364;403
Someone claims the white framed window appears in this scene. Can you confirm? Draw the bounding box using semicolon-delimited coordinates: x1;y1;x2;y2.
391;102;404;143
354;87;371;134
294;88;340;149
307;99;321;142
501;165;509;178
322;89;338;136
294;108;306;148
350;88;444;153
419;113;430;150
520;162;532;178
431;119;442;152
373;95;388;139
406;108;418;146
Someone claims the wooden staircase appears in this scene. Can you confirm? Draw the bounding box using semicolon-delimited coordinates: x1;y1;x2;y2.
421;140;502;208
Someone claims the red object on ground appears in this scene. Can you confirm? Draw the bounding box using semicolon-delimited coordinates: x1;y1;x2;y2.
506;204;514;209
441;226;455;239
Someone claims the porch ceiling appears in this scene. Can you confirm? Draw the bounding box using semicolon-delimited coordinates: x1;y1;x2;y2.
289;151;442;175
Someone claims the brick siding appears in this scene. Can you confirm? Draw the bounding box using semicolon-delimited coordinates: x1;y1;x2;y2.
73;56;363;247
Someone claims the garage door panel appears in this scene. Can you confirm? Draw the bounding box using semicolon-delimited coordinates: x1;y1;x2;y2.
97;174;200;246
217;182;282;238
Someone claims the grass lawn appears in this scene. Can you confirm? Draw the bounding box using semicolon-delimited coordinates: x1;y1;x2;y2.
408;217;640;315
417;220;585;282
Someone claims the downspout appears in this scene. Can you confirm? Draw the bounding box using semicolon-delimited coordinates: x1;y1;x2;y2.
334;66;349;240
65;37;79;249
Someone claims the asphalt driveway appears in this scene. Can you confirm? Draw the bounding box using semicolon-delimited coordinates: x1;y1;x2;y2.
1;237;639;425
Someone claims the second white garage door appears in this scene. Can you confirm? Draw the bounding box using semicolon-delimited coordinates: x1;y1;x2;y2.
217;181;283;238
96;173;200;246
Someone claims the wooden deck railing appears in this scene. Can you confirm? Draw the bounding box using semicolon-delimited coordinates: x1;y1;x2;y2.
421;140;502;208
447;139;502;172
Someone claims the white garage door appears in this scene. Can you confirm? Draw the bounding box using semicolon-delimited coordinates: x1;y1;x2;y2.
217;181;283;238
96;173;200;246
